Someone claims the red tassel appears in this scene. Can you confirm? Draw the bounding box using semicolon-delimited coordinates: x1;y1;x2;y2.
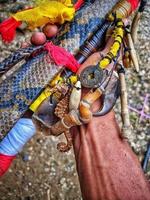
74;0;84;11
0;17;21;43
127;0;139;11
0;154;16;177
44;42;80;73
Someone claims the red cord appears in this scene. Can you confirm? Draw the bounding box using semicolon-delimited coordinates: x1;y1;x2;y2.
0;154;16;177
74;0;84;11
0;17;21;43
44;42;80;73
127;0;140;11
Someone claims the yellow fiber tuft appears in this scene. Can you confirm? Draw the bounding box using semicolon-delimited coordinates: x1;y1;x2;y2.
13;1;75;29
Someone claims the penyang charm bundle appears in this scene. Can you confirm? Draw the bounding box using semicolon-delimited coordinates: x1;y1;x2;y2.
0;0;147;176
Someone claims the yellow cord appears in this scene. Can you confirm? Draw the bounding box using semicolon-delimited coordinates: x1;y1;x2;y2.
29;74;77;112
99;21;124;69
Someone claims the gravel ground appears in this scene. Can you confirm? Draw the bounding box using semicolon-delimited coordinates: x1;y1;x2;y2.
0;1;150;200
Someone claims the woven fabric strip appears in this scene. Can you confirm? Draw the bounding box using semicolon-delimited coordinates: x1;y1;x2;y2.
0;0;117;139
0;46;43;75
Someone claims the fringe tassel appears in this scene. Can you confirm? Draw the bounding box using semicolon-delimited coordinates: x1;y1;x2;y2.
127;0;139;11
74;0;84;11
44;42;80;73
0;17;21;43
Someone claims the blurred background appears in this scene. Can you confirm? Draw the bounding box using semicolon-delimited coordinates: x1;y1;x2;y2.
0;0;149;199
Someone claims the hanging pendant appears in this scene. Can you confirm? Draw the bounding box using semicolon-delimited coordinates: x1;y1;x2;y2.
93;71;120;116
80;64;103;88
69;81;82;111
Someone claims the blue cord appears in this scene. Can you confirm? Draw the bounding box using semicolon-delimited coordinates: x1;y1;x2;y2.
0;118;36;156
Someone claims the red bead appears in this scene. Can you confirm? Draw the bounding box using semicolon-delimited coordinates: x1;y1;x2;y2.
31;32;46;46
42;24;58;38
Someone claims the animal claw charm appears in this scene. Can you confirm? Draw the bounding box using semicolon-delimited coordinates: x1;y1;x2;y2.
69;81;81;111
80;64;103;88
93;71;120;116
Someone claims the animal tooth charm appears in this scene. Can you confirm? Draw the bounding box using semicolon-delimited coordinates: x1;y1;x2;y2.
69;81;81;111
131;0;147;43
117;63;135;145
131;12;142;43
126;27;139;72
